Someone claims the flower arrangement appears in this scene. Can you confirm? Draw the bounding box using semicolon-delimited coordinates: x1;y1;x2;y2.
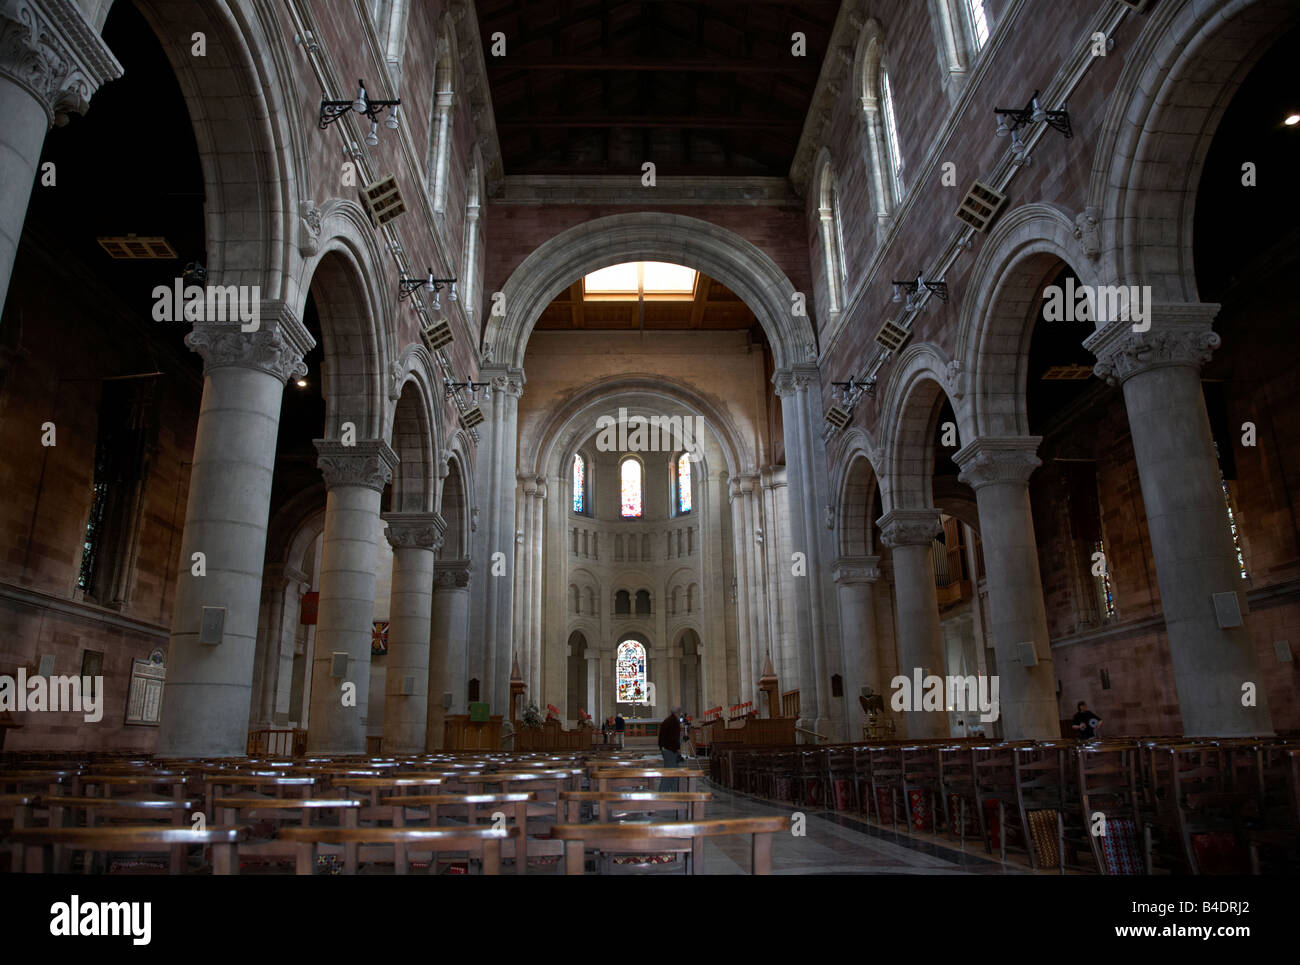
521;700;543;729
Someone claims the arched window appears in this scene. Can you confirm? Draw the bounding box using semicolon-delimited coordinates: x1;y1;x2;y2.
462;158;483;315
967;0;989;48
616;640;647;704
635;590;651;616
572;452;586;514
371;0;410;86
858;23;905;219
428;32;454;212
614;590;631;615
676;451;693;514
880;65;904;201
620;457;643;518
816;160;847;315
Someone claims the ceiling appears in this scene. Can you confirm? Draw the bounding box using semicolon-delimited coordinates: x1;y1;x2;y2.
534;269;760;331
477;0;841;177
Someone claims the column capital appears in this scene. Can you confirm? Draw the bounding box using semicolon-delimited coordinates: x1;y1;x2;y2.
314;439;398;492
1084;303;1221;386
833;556;881;584
953;436;1042;489
185;300;315;384
383;511;446;550
261;561;309;589
480;364;525;398
772;364;819;397
434;559;471;589
876;508;941;548
0;0;123;128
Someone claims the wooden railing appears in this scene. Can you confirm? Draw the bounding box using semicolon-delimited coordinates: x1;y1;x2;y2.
246;728;307;758
780;689;800;719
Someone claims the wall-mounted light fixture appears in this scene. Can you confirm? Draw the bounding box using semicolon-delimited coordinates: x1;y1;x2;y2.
320;79;400;145
831;377;877;407
892;272;948;311
400;269;457;309
995;89;1071;162
444;376;492;405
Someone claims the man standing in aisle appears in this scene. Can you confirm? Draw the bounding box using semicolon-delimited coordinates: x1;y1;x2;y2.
658;705;683;792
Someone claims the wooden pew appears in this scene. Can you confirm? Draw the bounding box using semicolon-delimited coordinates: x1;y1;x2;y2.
382;792;535;873
8;826;248;874
40;794;199;873
557;790;710;824
589;767;708;794
277;825;518;875
551;816;790;875
214;796;362;871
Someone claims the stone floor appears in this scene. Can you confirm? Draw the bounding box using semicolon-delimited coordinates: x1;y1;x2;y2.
590;782;1067;875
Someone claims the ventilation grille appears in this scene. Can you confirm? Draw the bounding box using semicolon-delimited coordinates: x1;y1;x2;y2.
420;317;454;353
825;405;852;429
361;174;406;227
875;318;910;353
955;180;1007;233
459;405;485;429
97;235;177;259
1041;364;1094;381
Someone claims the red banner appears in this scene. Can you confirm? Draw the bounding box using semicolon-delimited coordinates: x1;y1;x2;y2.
300;591;319;625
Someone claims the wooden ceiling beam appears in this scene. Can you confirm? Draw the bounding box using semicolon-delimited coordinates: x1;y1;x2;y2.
486;58;808;72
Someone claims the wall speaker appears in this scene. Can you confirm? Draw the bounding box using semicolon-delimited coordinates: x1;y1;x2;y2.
199;606;226;645
1213;591;1243;628
37;654;55;677
1275;640;1293;663
330;652;349;678
400;675;416;695
1017;642;1038;667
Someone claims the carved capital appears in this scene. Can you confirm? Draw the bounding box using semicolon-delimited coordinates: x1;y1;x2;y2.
314;439;398;492
481;364;524;400
833;556;882;585
433;559;471;589
876;509;941;548
185;300;314;383
953;436;1042;489
1084;304;1221;386
0;0;122;128
383;511;446;551
772;365;816;398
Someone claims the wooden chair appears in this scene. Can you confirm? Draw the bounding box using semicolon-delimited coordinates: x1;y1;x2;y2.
938;743;983;847
277;825;517;875
1076;741;1145;874
551;816;790;875
8;826;248;874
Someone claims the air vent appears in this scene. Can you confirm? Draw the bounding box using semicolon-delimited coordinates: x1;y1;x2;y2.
1041;364;1094;380
361;174;406;227
955;180;1007;233
459;405;485;429
97;235;177;259
420;317;454;353
825;405;852;429
875;318;910;352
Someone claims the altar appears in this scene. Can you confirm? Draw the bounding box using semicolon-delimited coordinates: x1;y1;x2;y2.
619;718;660;739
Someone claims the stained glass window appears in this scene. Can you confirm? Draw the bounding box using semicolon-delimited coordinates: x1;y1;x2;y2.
881;65;904;197
620;457;642;518
572;453;585;514
616;640;647;704
677;452;692;514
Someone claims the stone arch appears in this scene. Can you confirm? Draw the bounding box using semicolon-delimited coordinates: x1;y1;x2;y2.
812;148;847;317
1090;0;1300;301
835;441;881;558
955;202;1101;438
295;201;392;439
266;487;326;576
876;342;969;512
438;444;471;560
128;0;304;299
385;344;441;512
487;212;815;371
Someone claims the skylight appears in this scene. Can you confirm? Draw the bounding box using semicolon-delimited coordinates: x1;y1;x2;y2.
583;261;698;300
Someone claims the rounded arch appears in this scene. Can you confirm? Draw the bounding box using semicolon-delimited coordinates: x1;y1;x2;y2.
812;148;847;317
386;348;441;514
618;453;645;518
130;0;304;299
438;443;471;560
876;342;969;512
835;441;881;558
487;212;815;370
852;16;901;218
955;202;1101;437
1091;0;1300;301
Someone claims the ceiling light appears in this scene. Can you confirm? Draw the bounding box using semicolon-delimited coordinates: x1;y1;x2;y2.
295;378;309;388
1286;113;1300;126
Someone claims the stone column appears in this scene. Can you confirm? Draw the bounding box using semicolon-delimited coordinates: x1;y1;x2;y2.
585;651;599;720
427;560;470;750
728;475;757;703
877;508;948;738
953;437;1058;739
381;512;444;754
833;556;881;738
774;366;841;737
470;366;524;716
1086;306;1273;736
156;304;313;757
307;439;397;754
0;0;121;314
251;563;308;729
